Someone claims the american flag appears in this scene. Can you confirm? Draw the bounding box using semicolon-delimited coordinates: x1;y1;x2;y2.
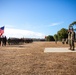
0;26;4;36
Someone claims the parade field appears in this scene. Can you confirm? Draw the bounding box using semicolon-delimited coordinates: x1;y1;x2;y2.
0;42;76;75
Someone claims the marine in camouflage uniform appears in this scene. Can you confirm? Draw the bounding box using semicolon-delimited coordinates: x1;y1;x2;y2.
68;28;75;50
71;29;75;50
68;31;71;50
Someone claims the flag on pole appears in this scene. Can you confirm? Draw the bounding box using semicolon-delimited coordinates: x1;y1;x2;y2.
0;26;4;36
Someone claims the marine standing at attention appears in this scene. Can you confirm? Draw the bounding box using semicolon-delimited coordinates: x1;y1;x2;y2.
68;28;75;50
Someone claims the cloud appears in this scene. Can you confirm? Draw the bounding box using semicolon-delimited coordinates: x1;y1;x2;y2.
4;25;16;28
3;28;45;38
49;22;64;26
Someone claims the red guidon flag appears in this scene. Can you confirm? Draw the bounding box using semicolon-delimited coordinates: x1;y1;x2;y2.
0;26;4;36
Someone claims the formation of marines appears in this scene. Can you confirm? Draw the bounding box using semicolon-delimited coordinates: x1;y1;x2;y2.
0;36;7;46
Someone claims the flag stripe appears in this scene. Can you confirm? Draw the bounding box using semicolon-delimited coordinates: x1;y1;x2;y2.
0;26;4;36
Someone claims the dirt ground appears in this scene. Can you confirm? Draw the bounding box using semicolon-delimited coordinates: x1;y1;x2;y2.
0;42;76;75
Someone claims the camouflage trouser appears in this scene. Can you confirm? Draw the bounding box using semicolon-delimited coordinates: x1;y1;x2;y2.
71;40;75;50
68;40;75;50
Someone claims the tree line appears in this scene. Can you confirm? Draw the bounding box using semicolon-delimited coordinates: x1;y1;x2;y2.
45;28;68;41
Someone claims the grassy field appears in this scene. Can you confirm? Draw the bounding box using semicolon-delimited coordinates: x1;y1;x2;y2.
0;42;76;75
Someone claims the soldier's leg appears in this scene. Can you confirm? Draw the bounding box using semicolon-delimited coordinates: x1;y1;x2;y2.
70;40;72;50
69;40;71;50
70;44;72;50
71;40;74;50
72;40;75;50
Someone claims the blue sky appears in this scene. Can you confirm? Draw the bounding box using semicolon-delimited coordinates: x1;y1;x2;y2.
0;0;76;38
